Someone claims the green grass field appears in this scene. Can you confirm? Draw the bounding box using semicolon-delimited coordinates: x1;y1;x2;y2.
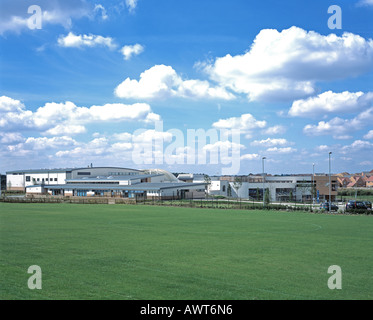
1;203;372;300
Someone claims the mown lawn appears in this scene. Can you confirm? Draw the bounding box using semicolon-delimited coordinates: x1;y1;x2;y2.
1;203;372;300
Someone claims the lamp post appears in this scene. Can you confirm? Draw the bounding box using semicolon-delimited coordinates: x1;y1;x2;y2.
262;157;266;208
329;152;332;212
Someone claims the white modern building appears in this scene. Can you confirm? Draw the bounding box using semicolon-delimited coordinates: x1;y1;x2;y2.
204;175;336;202
6;167;141;191
208;178;230;197
6;167;206;200
236;176;313;202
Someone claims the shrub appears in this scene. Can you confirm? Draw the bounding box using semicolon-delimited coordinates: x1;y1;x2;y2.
346;208;369;215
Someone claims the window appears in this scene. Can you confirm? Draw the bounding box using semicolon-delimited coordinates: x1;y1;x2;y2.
222;185;226;192
77;190;88;196
77;172;91;176
46;178;49;182
26;176;31;182
54;178;58;181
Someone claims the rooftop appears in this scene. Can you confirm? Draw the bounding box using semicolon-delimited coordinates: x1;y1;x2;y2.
66;174;162;182
6;166;142;174
30;182;206;191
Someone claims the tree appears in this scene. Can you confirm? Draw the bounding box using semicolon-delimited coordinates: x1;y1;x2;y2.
297;181;312;203
264;188;270;206
204;175;211;195
311;183;317;203
227;184;232;197
289;189;293;202
233;177;242;198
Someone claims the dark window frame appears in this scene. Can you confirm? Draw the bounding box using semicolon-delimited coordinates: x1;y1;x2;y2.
77;172;91;176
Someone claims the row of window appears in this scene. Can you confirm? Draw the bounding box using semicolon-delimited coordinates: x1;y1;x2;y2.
75;171;139;176
109;172;139;176
69;182;120;185
26;176;58;182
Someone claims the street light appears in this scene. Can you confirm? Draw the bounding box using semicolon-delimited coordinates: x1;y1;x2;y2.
262;157;266;208
329;152;332;212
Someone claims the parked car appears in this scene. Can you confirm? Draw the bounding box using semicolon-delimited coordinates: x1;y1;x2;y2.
320;202;338;211
362;201;372;210
345;200;367;211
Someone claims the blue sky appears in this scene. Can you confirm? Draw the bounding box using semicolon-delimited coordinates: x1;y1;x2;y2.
1;0;373;175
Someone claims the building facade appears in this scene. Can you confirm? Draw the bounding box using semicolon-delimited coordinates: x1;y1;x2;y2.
1;174;6;190
207;174;338;202
6;167;142;191
8;167;206;200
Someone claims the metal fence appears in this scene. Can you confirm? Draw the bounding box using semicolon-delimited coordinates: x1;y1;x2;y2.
1;195;371;214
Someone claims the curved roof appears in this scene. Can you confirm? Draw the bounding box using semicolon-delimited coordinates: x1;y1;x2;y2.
142;169;179;183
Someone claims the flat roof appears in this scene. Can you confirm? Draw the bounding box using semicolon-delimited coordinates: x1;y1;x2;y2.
6;167;142;174
7;168;75;174
39;182;206;191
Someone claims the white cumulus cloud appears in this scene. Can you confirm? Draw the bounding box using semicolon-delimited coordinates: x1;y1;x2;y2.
340;140;373;155
115;64;235;100
212;114;266;132
94;4;108;20
126;0;138;13
121;44;144;60
240;153;260;161
0;96;161;134
263;125;287;135
289;91;373;117
363;130;373;140
303;107;373;139
203;141;245;152
266;147;297;154
43;125;87;136
251;138;292;147
58;32;117;49
203;27;373;102
0;132;24;144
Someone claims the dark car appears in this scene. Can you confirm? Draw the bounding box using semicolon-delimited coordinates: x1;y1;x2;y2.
320;202;338;211
346;200;367;211
363;201;372;210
